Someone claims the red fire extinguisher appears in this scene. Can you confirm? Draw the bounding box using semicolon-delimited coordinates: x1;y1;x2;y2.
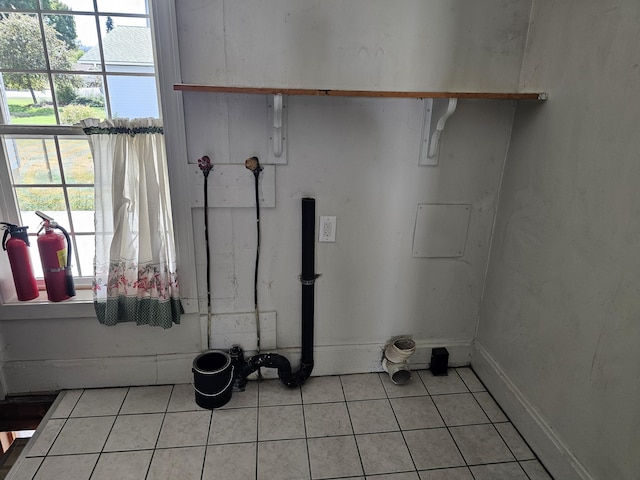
1;222;39;301
35;211;76;302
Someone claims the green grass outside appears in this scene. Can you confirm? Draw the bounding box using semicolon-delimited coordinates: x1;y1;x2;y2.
10;138;95;211
6;97;99;210
6;97;33;107
7;97;103;125
11;115;58;125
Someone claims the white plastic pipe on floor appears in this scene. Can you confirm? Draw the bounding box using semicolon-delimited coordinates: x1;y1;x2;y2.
382;338;416;385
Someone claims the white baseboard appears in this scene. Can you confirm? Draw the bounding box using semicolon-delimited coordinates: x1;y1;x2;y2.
310;339;472;376
472;341;594;480
1;339;472;394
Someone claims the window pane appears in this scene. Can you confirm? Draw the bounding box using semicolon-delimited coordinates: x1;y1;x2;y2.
15;188;70;228
73;12;99;51
71;207;93;235
8;138;61;184
97;16;153;72
43;13;79;54
75;233;94;277
97;0;148;15
60;0;95;12
59;138;93;183
54;74;106;124
68;186;94;222
5;94;56;125
0;13;46;70
0;1;37;9
28;239;43;278
107;75;157;118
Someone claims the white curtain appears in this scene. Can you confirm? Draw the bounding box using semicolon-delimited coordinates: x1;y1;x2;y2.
82;118;182;328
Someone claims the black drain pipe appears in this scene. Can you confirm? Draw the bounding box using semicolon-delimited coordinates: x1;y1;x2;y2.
299;197;316;376
233;197;316;389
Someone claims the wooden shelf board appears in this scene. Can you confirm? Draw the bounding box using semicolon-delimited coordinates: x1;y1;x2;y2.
173;84;547;100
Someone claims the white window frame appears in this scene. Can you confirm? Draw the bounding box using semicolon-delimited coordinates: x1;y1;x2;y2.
0;0;197;316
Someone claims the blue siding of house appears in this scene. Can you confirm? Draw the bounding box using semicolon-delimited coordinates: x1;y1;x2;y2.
107;75;159;119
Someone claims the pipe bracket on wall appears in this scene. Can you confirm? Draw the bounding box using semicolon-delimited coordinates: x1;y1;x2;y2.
299;273;321;286
272;94;283;157
419;98;458;166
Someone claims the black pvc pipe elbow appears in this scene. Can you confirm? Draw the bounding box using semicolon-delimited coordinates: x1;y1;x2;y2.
232;198;316;391
233;353;313;391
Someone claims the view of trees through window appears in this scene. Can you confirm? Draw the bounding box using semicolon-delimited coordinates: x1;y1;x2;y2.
0;0;158;282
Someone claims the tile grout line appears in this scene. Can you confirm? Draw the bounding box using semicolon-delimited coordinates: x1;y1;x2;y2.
428;373;476;475
117;387;131;416
487;423;535;480
299;384;313;480
424;375;473;478
456;367;485;393
86;386;130;480
255;380;261;480
144;385;174;480
25;389;83;480
387;374;421;477
461;371;542;479
471;388;507;422
494;410;540;457
446;369;544;478
339;375;366;480
201;389;215;480
42;391;79;457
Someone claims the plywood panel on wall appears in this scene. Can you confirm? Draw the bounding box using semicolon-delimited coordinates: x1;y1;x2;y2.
177;0;532;92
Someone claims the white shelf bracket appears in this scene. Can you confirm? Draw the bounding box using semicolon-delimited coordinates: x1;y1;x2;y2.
419;98;458;166
272;93;283;157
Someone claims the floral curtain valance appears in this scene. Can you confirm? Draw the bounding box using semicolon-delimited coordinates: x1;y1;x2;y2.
82;118;183;328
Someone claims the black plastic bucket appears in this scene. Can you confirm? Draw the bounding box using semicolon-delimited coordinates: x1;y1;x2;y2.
192;350;234;409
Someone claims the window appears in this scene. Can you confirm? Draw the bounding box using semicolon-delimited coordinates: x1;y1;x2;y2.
0;0;160;294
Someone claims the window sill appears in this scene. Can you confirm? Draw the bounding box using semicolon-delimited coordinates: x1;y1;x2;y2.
0;290;95;320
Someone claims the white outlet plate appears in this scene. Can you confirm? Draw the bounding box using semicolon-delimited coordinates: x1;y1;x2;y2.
319;216;336;242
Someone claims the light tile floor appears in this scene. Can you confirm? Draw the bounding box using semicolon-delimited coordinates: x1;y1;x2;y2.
7;368;554;480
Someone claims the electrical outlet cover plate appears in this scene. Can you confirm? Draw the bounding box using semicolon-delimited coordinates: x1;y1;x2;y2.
319;216;336;242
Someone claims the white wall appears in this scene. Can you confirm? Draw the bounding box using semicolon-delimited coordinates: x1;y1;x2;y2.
0;309;202;392
184;93;516;369
475;1;640;479
0;0;532;393
175;0;531;371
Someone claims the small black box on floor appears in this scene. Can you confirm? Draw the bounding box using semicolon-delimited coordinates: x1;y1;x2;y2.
430;347;449;376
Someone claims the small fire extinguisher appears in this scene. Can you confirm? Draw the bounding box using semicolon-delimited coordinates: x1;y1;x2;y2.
1;222;39;301
35;211;75;302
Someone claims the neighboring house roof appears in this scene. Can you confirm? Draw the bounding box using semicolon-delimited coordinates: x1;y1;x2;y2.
78;26;153;66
